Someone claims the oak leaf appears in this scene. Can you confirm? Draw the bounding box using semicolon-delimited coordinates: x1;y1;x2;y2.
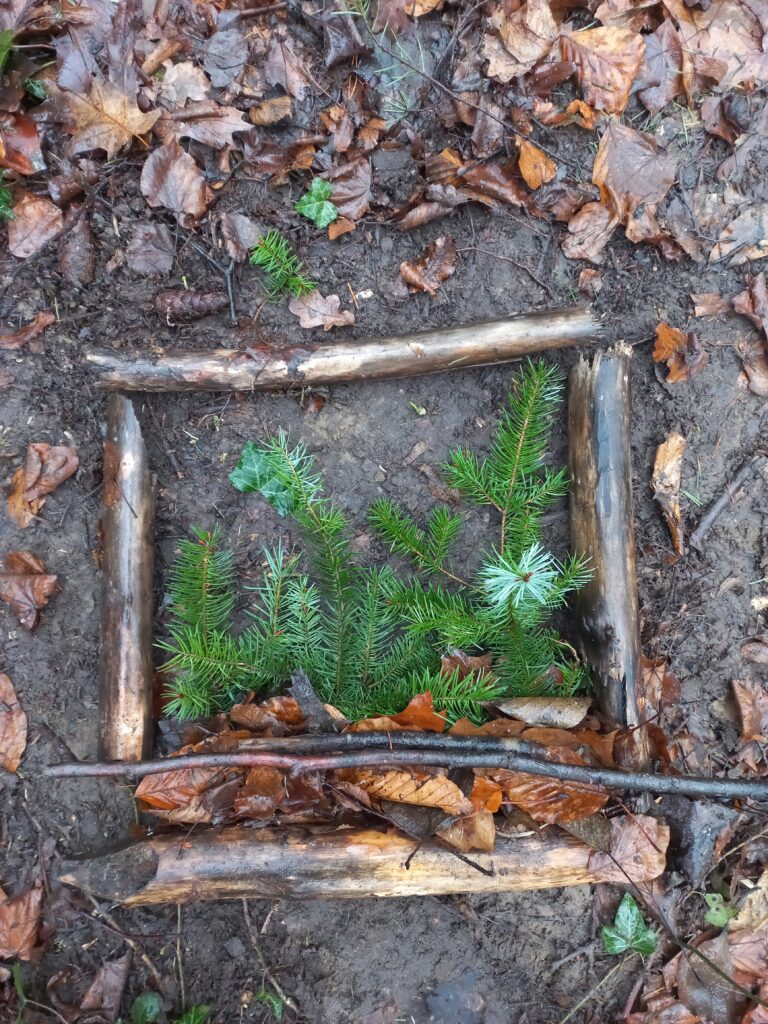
0;551;57;630
7;192;63;259
59;79;159;159
0;311;55;350
8;443;79;528
140;138;208;227
0;673;26;773
400;235;457;297
561;27;645;113
653;323;709;383
288;291;355;331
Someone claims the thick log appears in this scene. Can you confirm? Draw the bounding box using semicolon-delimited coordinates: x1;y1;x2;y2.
569;346;649;768
86;307;599;392
59;816;668;905
99;395;155;761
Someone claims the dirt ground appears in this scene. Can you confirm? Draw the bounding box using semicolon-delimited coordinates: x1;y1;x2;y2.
2;113;768;1023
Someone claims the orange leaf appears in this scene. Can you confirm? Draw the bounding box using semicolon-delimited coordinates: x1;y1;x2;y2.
349;692;448;733
0;311;55;351
0;883;42;961
517;137;557;189
653;323;709;382
336;768;473;815
733;679;768;743
0;673;26;774
491;747;609;824
400;235;458;297
8;443;79;528
0;551;57;631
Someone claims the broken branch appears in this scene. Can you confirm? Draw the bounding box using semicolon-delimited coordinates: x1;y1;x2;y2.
689;453;768;553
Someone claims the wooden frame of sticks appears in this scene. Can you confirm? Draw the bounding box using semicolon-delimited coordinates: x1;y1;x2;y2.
55;307;679;906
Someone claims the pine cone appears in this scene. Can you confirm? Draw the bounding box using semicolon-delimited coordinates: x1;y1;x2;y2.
154;290;228;321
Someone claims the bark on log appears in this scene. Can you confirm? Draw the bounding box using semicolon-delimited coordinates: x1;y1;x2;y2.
86;308;599;392
99;395;155;761
59;816;668;905
569;346;649;768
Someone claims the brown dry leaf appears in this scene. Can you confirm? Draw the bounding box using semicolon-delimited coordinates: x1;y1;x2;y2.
733;272;768;334
733;679;768;743
328;215;355;240
397;187;468;232
325;158;372;220
125;222;175;276
531;179;599;223
711;205;768;266
349;693;448;734
0;551;57;630
736;338;768;398
400;235;458;297
0;883;42;960
637;19;683;114
438;808;495;853
58;79;159;159
691;291;730;317
484;0;558;82
0;311;55;350
653;323;709;383
234;766;326;820
140;139;208;227
491;750;609;824
8;443;79;528
155;101;248;149
535;98;598;130
230;695;305;734
265;35;310;100
588;814;669;882
241;134;316;184
561;27;645;113
652;432;685;557
288;291;355;331
641;655;681;716
7;192;63;259
593;121;677;244
730;871;768;935
0;113;44;175
249;96;292;126
517;137;556;189
666;0;768;94
0;673;26;774
441;650;493;681
493;696;591;729
742;639;768;665
202;27;248;89
79;953;131;1024
218;213;262;263
676;934;743;1023
579;268;603;296
405;0;441;14
158;61;210;109
337;768;473;815
561;201;618;263
595;0;658;31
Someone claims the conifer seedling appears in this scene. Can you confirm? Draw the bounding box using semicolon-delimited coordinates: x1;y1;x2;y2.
161;361;591;722
249;230;315;298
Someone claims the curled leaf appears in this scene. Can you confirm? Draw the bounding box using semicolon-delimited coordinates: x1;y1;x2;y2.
0;551;57;630
400;235;458;297
0;673;26;773
561;27;645;114
652;432;685;556
0;311;55;350
653;323;709;383
8;443;79;528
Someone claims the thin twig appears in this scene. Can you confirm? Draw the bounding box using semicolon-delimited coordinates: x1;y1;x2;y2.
457;246;556;299
87;895;163;989
242;900;300;1015
557;957;633;1024
690;453;767;552
146;399;186;479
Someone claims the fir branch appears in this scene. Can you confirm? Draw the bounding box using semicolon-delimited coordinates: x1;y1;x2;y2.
168;526;236;635
249;230;315;299
368;499;469;586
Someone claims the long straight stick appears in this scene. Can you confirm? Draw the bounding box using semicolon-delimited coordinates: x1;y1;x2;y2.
86;307;599;392
98;395;155;761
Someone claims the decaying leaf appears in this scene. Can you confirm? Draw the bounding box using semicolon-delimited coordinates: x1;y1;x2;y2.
560;27;645;114
483;0;558;83
641;656;681;716
653;323;709;383
493;696;591;729
249;96;292;126
652;432;685;557
517;137;556;189
711;205;768;266
158;61;210;109
288;291;355;331
265;34;310;100
491;747;609;824
7;191;63;259
734;273;768;334
325;158;372;220
400;235;458;297
336;768;474;816
578;268;603;296
733;679;768;743
0;882;42;960
79;952;131;1024
691;291;730;317
0;673;26;774
155;101;248;149
0;112;45;175
637;19;683;114
202;27;248;89
742;639;768;665
8;443;79;528
535;98;597;130
58;78;160;159
561;202;618;263
140;139;209;227
218;213;263;263
0;551;57;630
154;290;227;322
125;222;175;276
58;205;96;287
588;814;669;882
0;311;55;350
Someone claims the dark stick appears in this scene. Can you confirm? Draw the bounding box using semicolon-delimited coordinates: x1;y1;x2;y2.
689;453;767;553
45;743;768;801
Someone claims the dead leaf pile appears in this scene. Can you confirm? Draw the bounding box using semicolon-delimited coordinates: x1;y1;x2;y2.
7;442;79;528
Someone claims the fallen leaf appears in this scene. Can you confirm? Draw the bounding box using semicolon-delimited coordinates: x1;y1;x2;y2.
733;679;768;743
637;19;683;114
491;751;609;824
325;158;372;220
561;27;645;114
7;191;63;259
218;212;263;263
0;311;55;350
668;0;768;94
350;692;448;734
437;807;496;852
0;551;57;630
593;121;677;244
158;61;210;108
249;95;292;126
736;338;768;398
0;673;26;773
47;158;100;205
336;768;473;815
230;695;305;734
652;432;685;556
730;871;768;934
691;292;730;317
155;101;248;149
588;815;669;882
470;99;506;159
742;639;768;665
140;139;208;227
641;656;681;716
154;290;227;322
654;324;708;383
8;443;79;528
0;883;42;960
530;179;600;222
58;205;95;287
322;2;370;66
265;34;310;100
561;201;618;263
0;112;44;175
202;27;248;88
535;98;597;130
579;268;603;296
328;215;356;240
400;235;458;297
677;933;744;1024
241;133;317;185
441;650;493;681
493;696;591;729
594;0;658;31
517;137;556;189
125;222;175;276
711;205;768;266
484;0;558;82
288;291;355;331
58;78;160;159
734;272;768;334
79;953;131;1023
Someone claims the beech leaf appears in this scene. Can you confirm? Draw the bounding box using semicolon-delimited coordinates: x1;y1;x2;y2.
140;139;208;227
517;137;556;190
8;442;79;528
561;27;645;114
155;101;248;149
653;323;709;383
0;882;42;960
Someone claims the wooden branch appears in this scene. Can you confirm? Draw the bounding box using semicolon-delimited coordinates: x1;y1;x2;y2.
569;345;649;769
58;816;668;905
44;735;768;801
99;395;155;761
86;307;600;392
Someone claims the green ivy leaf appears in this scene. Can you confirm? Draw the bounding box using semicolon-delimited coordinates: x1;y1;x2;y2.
255;989;284;1022
601;893;656;956
24;77;46;100
295;178;338;230
130;993;163;1024
704;892;737;929
229;441;296;516
0;30;14;73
